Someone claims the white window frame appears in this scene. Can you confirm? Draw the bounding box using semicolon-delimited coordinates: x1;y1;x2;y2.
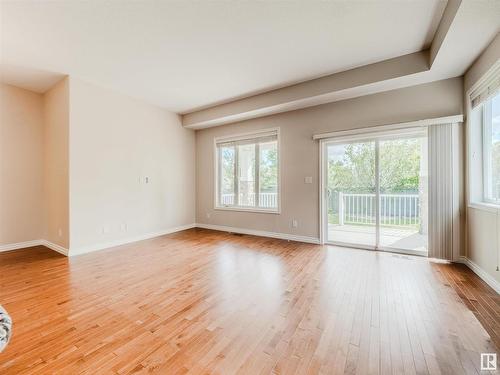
482;96;500;205
214;127;281;214
466;61;500;212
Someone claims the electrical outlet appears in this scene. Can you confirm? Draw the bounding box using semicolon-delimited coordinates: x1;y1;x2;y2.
304;176;313;184
102;225;111;234
120;223;128;232
206;212;211;219
58;228;62;237
292;219;298;228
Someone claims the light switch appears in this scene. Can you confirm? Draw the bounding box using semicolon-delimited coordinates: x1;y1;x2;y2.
304;176;313;184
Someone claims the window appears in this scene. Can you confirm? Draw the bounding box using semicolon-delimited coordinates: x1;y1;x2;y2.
483;92;500;203
468;63;500;208
216;129;279;212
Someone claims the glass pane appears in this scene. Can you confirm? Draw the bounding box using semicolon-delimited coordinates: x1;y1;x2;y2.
379;136;428;252
327;141;376;247
259;141;278;209
486;93;500;202
238;143;256;207
219;146;235;206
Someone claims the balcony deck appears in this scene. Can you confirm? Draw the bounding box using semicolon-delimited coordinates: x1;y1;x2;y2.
328;224;428;253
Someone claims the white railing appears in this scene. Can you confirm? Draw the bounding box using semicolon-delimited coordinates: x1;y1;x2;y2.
221;192;277;208
335;192;420;227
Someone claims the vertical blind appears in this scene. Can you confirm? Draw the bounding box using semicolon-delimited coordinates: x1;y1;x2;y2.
428;123;460;260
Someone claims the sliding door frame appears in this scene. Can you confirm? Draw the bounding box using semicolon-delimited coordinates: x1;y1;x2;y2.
319;128;428;257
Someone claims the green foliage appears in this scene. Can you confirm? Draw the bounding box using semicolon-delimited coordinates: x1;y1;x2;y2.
221;147;235;193
260;147;278;191
220;144;278;193
379;139;421;193
328;143;375;193
328;139;422;193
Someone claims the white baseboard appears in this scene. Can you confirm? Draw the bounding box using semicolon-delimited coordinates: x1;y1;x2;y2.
69;223;196;256
0;240;44;252
0;224;195;257
41;240;69;256
0;239;69;256
457;256;500;294
2;223;318;257
195;223;320;244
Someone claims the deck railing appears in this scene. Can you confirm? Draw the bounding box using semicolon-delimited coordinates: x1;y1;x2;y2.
221;192;419;226
330;192;420;227
221;192;277;208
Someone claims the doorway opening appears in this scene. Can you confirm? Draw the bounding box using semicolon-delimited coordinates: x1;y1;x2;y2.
322;128;428;256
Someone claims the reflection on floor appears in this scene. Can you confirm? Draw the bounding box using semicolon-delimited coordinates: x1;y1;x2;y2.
328;224;428;252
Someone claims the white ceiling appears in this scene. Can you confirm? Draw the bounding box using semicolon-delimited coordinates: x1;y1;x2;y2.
0;0;447;113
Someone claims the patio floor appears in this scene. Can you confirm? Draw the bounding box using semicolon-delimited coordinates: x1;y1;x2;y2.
328;224;428;253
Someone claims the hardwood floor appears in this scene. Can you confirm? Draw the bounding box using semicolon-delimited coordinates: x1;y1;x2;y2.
435;262;500;351
0;228;498;374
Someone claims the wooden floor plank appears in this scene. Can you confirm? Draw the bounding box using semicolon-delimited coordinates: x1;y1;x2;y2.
0;228;498;374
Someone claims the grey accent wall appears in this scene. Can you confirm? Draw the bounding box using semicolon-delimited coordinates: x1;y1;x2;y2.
196;77;463;240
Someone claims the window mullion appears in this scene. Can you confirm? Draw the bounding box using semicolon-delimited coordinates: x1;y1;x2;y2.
255;143;260;208
234;145;239;206
218;147;222;206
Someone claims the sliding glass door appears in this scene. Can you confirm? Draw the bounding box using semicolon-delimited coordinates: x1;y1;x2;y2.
326;141;377;248
324;130;428;255
378;137;428;252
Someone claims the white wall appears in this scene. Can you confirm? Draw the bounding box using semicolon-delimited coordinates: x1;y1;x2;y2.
196;77;463;240
69;77;195;253
0;73;466;256
0;83;44;246
43;77;70;249
464;33;500;285
467;208;499;280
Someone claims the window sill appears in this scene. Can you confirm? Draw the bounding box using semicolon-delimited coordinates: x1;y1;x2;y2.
215;206;281;214
468;202;500;213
